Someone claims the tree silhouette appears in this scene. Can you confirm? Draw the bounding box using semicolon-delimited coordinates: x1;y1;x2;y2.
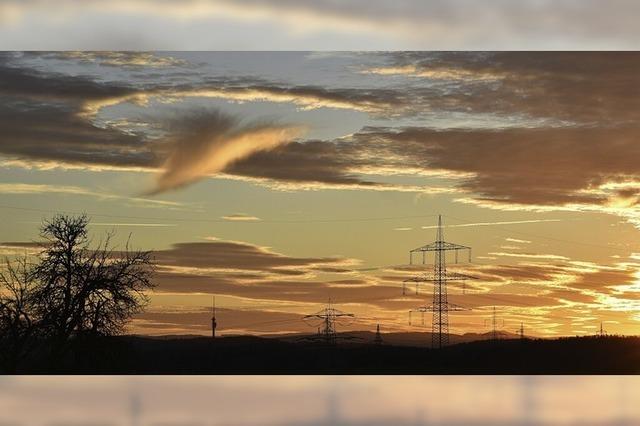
0;214;155;371
0;256;38;371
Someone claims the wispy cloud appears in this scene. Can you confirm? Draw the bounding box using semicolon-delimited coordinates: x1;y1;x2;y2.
221;214;262;222
0;183;183;208
488;252;570;261
421;219;562;229
42;51;188;68
505;237;531;244
88;222;177;227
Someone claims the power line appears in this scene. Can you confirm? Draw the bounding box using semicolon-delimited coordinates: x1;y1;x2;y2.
3;202;631;254
445;213;637;254
0;203;438;224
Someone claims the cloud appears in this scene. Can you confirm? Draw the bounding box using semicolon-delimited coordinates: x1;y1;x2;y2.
3;52;640;209
373;126;640;210
0;183;183;208
488;252;570;261
88;223;177;227
154;238;354;278
0;241;46;256
147;111;305;194
221;214;261;222
420;219;562;230
76;86;397;121
505;238;531;244
5;232;640;335
250;126;640;223
0;98;156;170
31;51;188;68
0;54;139;104
4;1;640;50
223;124;640;224
367;52;640;125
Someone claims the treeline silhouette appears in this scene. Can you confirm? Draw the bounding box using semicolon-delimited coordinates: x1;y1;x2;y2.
8;333;637;374
0;215;155;373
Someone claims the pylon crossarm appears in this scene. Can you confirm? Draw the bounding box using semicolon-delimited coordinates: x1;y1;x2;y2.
446;303;470;311
410;241;470;253
410;305;434;313
406;271;477;282
303;314;325;320
404;276;430;283
441;271;477;281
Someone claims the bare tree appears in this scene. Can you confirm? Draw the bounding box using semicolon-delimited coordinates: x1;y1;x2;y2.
0;256;38;371
0;214;155;370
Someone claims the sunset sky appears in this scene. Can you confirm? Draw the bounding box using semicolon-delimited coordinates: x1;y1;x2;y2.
2;51;640;337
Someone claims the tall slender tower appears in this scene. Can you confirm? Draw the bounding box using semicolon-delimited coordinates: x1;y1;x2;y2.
374;324;383;345
598;321;606;338
406;215;474;349
211;296;217;339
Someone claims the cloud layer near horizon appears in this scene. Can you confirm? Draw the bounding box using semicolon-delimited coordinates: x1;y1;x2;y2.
3;233;640;336
147;238;640;335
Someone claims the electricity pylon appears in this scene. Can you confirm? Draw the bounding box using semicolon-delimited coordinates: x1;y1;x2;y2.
303;300;355;345
484;306;504;340
405;215;475;349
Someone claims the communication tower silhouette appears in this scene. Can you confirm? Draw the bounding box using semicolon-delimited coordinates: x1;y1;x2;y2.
405;215;475;349
374;324;383;345
519;322;525;340
598;321;607;338
211;296;217;339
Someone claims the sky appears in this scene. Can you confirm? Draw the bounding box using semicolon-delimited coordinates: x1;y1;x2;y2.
2;51;640;338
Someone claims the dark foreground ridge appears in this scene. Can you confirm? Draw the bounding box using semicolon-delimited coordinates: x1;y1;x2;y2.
13;334;640;374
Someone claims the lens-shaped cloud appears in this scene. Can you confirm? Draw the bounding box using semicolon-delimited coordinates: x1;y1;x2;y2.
147;111;305;194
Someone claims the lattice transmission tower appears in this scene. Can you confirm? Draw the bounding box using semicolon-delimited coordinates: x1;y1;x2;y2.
405;215;475;349
303;300;355;345
484;306;504;341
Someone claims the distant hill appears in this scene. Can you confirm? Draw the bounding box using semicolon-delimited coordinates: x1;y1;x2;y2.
274;330;520;346
133;329;520;346
10;333;639;374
